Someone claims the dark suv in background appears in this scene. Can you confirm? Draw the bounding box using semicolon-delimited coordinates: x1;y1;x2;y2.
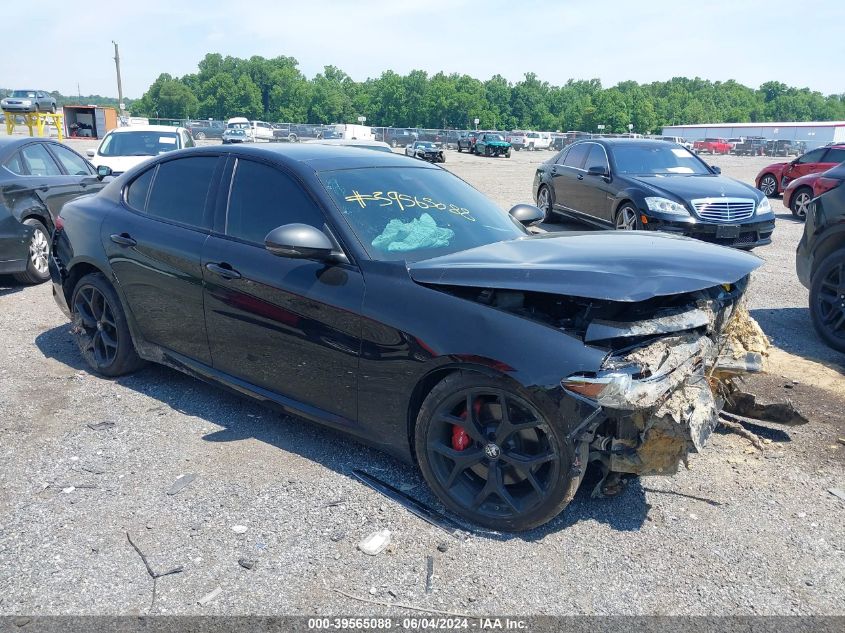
796;161;845;352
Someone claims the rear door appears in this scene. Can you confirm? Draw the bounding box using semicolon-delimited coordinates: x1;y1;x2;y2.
16;143;88;223
102;155;223;364
202;157;364;422
576;143;615;223
551;142;589;214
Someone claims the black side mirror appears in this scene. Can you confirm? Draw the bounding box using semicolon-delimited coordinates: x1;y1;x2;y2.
509;204;545;227
97;165;112;179
265;224;336;261
587;165;609;177
710;165;721;174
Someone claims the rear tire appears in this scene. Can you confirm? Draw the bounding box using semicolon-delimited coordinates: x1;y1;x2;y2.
414;371;577;531
809;248;845;353
71;273;145;377
50;104;57;114
13;218;51;284
790;187;812;220
536;185;554;222
195;131;206;140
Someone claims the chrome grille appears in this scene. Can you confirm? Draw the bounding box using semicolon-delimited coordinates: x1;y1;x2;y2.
691;197;755;222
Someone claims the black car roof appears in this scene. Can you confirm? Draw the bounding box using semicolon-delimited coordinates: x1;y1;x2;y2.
574;138;676;148
176;143;437;173
0;136;59;156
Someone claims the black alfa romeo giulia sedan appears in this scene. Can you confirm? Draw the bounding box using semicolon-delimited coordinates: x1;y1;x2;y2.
50;144;763;530
533;138;775;249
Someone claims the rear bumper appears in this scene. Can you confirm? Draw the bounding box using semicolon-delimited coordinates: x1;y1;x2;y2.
49;255;71;317
644;215;776;249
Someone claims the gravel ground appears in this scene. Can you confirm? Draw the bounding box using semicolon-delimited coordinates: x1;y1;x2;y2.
0;136;843;616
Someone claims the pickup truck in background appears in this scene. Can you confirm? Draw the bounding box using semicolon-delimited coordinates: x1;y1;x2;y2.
734;137;767;156
186;120;225;140
457;131;479;152
693;138;731;154
525;131;552;150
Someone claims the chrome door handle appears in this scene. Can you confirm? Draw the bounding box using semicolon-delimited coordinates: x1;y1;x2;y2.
110;233;136;246
206;262;242;280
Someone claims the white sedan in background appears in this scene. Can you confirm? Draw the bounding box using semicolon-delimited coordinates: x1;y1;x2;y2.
86;125;193;175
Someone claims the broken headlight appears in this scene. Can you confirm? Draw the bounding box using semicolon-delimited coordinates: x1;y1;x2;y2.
645;197;689;216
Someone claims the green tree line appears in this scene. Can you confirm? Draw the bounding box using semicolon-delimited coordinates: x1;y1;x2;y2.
131;53;845;132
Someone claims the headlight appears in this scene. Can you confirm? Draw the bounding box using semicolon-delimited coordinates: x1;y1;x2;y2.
644;197;689;216
756;197;772;214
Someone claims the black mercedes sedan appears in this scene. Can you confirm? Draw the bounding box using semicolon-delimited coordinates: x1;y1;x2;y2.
0;137;106;283
796;162;845;353
533;139;776;249
50;144;763;530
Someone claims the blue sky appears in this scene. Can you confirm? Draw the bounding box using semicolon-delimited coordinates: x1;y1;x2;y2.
3;0;841;98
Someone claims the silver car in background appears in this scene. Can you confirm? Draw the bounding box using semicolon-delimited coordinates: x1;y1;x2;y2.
1;90;57;113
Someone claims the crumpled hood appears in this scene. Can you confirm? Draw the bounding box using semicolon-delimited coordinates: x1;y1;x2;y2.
631;174;760;202
408;231;762;302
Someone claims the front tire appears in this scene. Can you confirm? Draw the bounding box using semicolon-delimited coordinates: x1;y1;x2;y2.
415;372;576;531
790;187;812;220
71;273;145;377
195;131;206;140
809;249;845;353
14;218;51;284
759;174;778;198
615;204;641;230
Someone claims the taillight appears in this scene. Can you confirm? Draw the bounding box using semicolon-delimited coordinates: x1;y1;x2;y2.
54;215;64;231
814;177;843;197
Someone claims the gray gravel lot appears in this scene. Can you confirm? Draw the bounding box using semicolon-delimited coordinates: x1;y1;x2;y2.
0;137;843;616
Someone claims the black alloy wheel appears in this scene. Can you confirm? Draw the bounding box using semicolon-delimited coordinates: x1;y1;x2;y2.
759;174;778;198
416;373;576;531
810;249;845;353
790;187;812;220
71;273;145;376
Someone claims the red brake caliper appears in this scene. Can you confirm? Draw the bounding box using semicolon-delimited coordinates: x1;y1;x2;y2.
451;398;481;451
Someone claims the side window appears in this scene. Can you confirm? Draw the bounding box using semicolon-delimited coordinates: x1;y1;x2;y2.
20;144;62;176
226;159;325;244
4;152;26;175
822;148;845;164
554;148;570;165
797;149;825;164
563;143;590;169
585;144;609;171
50;144;93;175
126;167;156;211
146;157;217;229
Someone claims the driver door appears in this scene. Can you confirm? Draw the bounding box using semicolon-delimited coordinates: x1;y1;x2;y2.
202;157;364;422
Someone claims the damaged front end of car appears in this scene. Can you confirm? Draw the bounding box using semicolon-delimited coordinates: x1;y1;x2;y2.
560;281;770;493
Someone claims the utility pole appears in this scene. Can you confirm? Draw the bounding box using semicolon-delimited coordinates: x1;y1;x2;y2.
112;41;124;109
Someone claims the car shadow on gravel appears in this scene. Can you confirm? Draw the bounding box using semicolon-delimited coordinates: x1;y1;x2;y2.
35;323;649;538
0;275;27;297
751;307;845;370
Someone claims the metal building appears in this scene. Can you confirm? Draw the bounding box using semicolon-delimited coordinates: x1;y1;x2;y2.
661;121;845;150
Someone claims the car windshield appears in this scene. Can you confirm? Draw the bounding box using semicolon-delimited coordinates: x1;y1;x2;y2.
320;167;524;262
227;122;250;129
99;131;180;157
487;135;504;142
613;144;712;175
417;142;435;148
11;90;37;98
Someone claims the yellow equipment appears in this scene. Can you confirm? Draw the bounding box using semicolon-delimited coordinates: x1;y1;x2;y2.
4;111;64;141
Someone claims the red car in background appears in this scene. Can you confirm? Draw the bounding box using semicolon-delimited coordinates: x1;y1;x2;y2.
693;138;731;154
783;164;845;219
756;144;845;197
